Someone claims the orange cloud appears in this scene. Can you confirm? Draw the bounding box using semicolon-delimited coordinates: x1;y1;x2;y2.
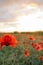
28;3;38;7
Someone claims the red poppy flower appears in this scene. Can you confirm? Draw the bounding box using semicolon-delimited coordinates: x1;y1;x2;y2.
29;36;35;40
38;56;43;61
0;38;2;50
38;42;43;49
0;34;18;49
31;43;38;48
38;42;42;45
24;49;30;57
32;43;42;51
0;43;2;50
40;44;43;49
35;45;42;51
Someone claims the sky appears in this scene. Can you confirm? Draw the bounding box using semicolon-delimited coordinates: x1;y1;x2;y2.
0;0;43;32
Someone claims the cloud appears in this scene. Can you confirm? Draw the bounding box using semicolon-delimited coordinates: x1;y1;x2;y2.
0;2;40;22
0;0;43;32
0;0;43;6
0;0;43;22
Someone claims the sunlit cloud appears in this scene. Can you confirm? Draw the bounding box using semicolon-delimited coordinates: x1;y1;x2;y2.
16;5;43;32
0;1;43;32
0;22;17;33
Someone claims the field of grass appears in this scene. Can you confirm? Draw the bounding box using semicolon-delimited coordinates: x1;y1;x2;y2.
0;32;43;65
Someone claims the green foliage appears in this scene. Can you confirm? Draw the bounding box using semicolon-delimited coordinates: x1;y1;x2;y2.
0;33;43;65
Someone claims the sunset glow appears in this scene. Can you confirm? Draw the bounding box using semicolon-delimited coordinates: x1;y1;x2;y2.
0;1;43;32
16;4;43;32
